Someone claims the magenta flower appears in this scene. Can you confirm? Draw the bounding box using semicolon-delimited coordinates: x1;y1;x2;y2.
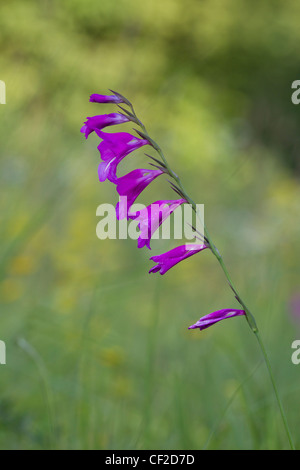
89;93;124;104
96;130;149;183
129;199;186;250
188;309;245;331
149;244;208;275
115;168;164;220
80;113;130;139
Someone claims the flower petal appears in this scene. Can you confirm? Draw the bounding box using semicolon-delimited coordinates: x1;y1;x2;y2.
149;244;208;275
89;93;123;104
81;113;129;139
115;168;163;220
129;199;186;249
188;309;245;331
96;131;149;182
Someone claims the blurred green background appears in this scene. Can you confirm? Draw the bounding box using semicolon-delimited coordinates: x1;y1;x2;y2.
0;0;300;450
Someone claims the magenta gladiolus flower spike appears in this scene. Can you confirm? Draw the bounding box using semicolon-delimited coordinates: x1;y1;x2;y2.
188;309;245;331
149;244;208;275
81;114;130;139
129;199;186;250
89;93;124;104
81;92;297;449
115;168;164;220
96;130;149;183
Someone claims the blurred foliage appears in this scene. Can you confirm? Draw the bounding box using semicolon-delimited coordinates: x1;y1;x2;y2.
0;0;300;450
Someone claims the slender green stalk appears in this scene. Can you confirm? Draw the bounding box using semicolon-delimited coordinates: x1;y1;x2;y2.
255;331;295;450
17;338;55;449
128;103;295;450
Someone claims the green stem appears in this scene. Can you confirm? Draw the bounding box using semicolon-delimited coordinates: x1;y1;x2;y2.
255;331;295;450
128;103;295;450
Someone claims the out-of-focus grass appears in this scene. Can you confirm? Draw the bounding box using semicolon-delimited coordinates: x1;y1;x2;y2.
0;0;300;450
